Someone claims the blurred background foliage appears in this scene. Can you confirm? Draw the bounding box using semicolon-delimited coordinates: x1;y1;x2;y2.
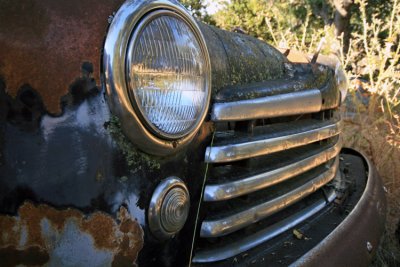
182;0;400;266
181;0;399;108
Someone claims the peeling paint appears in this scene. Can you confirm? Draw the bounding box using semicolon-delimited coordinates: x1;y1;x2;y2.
0;202;144;267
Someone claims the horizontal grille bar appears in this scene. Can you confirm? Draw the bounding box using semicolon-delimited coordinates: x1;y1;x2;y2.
211;89;322;122
204;139;342;201
205;120;342;163
193;190;337;263
200;157;339;238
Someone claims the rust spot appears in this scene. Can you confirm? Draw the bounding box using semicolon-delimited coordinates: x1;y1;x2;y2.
0;216;19;247
81;212;116;250
0;0;125;114
115;206;144;266
120;220;133;234
0;202;144;266
17;202;82;247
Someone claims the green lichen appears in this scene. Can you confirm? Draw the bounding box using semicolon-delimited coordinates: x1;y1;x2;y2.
228;51;281;87
119;176;128;182
243;91;259;100
107;116;160;171
314;66;330;87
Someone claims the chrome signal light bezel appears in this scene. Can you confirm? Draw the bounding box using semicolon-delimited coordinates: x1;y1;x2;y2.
148;177;190;240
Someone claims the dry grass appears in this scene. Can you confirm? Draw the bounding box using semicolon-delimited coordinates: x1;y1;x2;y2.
341;84;400;266
271;0;400;263
340;1;400;264
273;0;400;262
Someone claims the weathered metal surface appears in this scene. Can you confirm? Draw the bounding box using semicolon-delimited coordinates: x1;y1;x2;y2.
292;149;387;267
197;23;287;96
213;69;322;103
192;151;385;266
0;202;143;267
0;78;211;266
276;49;341;110
0;1;213;265
193;190;337;263
197;25;340;110
0;0;125;115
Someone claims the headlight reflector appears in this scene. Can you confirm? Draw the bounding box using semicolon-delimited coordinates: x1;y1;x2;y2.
126;11;209;139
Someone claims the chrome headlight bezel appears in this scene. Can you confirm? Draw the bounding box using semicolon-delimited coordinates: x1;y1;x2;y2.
126;9;210;140
103;0;211;156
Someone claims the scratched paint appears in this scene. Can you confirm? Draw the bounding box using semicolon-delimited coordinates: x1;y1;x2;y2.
0;202;143;267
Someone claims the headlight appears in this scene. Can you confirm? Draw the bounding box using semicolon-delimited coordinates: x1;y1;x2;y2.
126;11;209;139
104;0;211;155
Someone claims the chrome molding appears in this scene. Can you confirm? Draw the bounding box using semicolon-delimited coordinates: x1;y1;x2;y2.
211;89;322;122
200;157;339;238
103;0;211;156
204;139;342;201
205;120;342;163
193;190;337;263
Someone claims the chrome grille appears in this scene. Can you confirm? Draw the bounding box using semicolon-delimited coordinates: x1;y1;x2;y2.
193;88;342;263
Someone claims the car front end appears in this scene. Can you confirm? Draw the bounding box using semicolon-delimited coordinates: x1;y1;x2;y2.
0;0;386;266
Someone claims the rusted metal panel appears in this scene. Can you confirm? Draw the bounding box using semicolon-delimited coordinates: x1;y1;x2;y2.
0;202;144;267
0;76;210;266
0;0;124;115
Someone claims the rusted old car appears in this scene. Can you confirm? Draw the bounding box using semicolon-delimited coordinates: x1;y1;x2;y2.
0;0;387;266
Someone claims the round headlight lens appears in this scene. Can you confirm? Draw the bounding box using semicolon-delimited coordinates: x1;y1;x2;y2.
126;11;209;139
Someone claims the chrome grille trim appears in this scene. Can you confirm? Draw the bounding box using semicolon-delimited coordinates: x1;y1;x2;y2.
200;157;339;238
211;89;322;122
193;190;337;263
204;139;342;202
205;120;342;163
